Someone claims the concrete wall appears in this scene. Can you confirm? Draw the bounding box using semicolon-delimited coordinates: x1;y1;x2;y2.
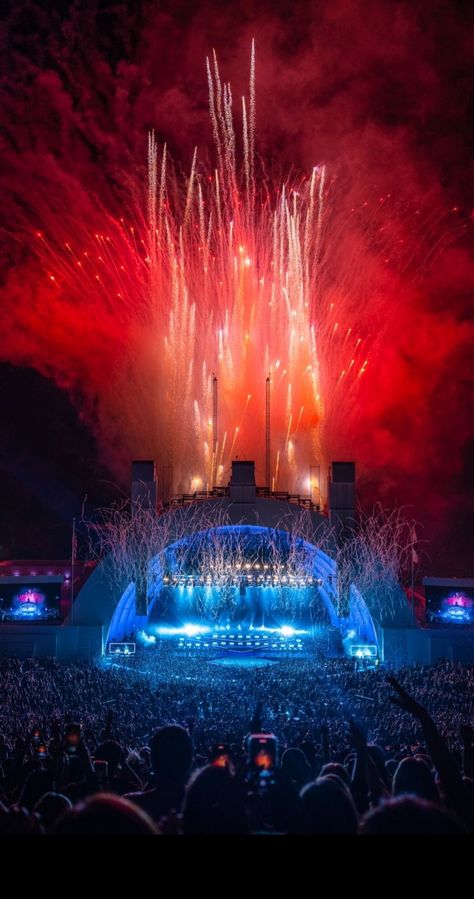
0;624;103;660
382;626;474;666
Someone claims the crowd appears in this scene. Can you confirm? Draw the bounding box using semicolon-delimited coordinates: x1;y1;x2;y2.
0;650;473;834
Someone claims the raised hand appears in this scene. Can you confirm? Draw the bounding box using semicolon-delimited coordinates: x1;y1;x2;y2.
320;723;330;762
250;701;263;733
387;676;425;718
348;718;367;752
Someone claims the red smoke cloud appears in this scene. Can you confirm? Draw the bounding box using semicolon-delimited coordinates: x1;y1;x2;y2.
0;0;473;572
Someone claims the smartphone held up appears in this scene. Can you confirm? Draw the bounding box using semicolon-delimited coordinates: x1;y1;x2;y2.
64;723;81;755
246;733;278;790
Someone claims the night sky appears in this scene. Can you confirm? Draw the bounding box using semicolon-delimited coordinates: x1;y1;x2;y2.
0;0;473;574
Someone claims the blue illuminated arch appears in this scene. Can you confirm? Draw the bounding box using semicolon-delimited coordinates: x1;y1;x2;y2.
107;524;340;642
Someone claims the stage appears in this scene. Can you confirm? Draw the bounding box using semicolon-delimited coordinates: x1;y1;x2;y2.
207;657;278;669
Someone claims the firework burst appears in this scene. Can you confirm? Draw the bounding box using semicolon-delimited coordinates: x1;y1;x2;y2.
4;43;465;501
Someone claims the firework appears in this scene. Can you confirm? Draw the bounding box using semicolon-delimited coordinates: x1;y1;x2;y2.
6;44;465;500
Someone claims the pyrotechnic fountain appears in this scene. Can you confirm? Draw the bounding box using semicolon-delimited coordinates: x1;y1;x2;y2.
23;43;460;500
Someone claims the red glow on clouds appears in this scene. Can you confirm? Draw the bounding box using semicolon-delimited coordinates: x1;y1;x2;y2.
0;0;473;572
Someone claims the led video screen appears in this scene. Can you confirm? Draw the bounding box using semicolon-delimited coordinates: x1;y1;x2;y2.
426;585;474;626
0;582;62;622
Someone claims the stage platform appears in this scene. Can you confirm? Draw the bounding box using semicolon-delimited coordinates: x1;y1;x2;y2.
208;657;278;669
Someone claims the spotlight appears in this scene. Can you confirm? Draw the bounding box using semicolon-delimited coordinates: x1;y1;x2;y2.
182;623;209;637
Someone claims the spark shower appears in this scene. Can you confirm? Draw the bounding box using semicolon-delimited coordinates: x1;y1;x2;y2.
6;42;463;500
